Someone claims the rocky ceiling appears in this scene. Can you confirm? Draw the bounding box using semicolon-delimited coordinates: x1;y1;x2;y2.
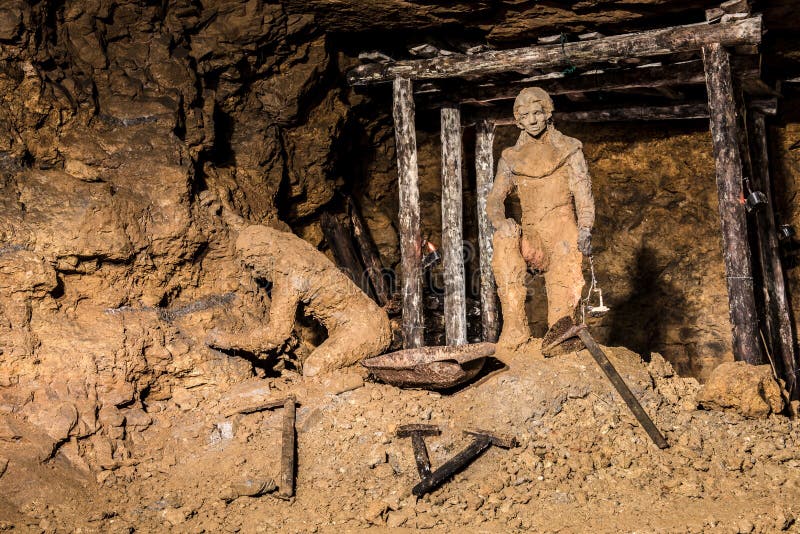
284;0;800;84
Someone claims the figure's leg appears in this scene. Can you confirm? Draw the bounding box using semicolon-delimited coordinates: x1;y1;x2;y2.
302;313;392;377
538;213;586;357
539;231;586;356
492;230;531;350
206;326;279;353
542;240;585;327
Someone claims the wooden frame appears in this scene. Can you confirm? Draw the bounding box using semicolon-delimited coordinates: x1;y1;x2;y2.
355;13;796;378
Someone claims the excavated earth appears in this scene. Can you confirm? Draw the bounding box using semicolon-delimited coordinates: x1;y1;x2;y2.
2;342;800;533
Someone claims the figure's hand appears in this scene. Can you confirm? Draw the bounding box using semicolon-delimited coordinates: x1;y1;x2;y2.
520;238;545;269
578;227;592;256
494;218;520;237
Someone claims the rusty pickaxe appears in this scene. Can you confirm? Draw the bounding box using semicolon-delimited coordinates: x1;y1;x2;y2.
543;323;668;449
411;428;518;497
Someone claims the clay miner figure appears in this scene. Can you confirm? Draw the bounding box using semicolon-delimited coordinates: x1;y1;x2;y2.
208;223;392;377
487;87;595;352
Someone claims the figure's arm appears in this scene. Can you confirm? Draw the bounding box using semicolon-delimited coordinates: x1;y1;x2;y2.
263;272;300;346
486;158;518;236
568;149;595;255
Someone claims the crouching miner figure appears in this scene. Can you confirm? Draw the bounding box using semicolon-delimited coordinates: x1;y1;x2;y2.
208;223;392;376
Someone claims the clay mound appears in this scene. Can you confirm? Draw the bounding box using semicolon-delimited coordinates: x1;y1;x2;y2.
2;341;800;532
697;361;785;418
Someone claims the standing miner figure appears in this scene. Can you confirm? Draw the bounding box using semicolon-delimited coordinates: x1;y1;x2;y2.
486;87;595;354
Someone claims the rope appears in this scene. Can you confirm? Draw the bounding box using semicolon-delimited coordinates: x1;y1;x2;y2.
580;255;599;325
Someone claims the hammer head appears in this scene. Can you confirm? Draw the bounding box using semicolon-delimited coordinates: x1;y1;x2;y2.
397;424;441;438
463;428;518;449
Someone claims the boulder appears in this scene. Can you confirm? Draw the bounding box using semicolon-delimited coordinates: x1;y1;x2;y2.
696;361;784;418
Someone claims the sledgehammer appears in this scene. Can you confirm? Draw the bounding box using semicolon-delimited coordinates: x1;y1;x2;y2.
543;324;669;449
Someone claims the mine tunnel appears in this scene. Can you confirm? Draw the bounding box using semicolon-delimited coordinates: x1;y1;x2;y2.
1;0;800;531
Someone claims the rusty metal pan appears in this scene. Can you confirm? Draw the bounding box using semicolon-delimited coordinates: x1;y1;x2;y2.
361;342;495;389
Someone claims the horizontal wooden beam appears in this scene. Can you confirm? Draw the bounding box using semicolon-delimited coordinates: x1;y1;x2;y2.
479;97;776;125
347;16;761;86
553;103;709;122
419;57;760;105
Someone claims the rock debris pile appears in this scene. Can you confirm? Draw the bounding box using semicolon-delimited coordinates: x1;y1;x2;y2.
2;342;799;532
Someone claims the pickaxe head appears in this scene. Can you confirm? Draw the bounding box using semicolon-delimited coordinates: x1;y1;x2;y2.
397;424;441;438
541;323;587;354
463;428;518;449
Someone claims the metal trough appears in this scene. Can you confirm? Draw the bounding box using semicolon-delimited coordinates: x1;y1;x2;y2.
361;342;495;389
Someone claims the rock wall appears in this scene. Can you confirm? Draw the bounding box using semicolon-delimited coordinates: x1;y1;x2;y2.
0;0;359;472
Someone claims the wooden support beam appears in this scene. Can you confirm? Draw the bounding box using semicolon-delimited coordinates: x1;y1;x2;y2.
440;104;467;346
751;112;798;398
393;77;424;348
423;58;760;106
702;42;764;365
488;103;710;126
348;196;390;306
320;212;370;295
348;16;761;85
475;119;499;343
484;98;776;125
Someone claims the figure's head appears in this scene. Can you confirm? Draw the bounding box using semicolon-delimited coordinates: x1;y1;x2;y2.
513;87;553;137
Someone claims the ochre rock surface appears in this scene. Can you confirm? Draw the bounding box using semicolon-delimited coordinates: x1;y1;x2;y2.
697;361;785;418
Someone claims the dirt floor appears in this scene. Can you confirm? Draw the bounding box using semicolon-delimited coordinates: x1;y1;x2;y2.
1;340;800;533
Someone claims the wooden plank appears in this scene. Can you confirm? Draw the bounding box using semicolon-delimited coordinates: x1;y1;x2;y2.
393;78;424;348
751;112;798;399
702;42;763;365
348;16;761;85
428;58;760;105
320;212;370;294
489;103;710;125
475;119;499;343
440;104;467;346
733;84;776;365
348;196;390;306
468;98;767;126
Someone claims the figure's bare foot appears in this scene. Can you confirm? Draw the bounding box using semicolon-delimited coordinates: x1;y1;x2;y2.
496;328;530;353
302;353;359;377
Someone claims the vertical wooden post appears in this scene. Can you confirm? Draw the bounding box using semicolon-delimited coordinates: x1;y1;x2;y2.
751;112;798;398
320;212;369;295
348;196;390;306
393;77;424;348
702;42;764;365
475;119;499;343
441;104;467;346
733;87;776;358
